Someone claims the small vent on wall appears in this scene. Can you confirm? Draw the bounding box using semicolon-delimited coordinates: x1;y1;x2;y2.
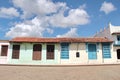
76;52;80;57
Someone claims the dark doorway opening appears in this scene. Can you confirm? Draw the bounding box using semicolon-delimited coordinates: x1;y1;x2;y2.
47;45;54;59
12;45;20;59
1;45;8;56
117;49;120;59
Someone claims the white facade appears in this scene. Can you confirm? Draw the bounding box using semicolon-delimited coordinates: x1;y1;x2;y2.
60;43;88;65
0;40;9;64
60;43;115;65
94;23;120;63
94;23;120;41
6;41;115;65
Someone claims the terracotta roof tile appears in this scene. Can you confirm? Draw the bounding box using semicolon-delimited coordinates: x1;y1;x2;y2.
0;40;9;43
9;37;113;43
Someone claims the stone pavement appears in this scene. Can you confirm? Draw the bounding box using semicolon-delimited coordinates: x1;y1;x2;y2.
0;65;120;80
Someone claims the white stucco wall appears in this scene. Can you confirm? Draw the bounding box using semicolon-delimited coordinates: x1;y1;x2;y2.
110;25;120;34
60;43;115;65
0;42;9;64
60;43;87;65
102;43;117;64
113;46;120;63
7;42;118;65
109;25;120;41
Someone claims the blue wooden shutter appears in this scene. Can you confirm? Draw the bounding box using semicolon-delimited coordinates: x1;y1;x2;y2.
61;43;69;59
102;43;111;58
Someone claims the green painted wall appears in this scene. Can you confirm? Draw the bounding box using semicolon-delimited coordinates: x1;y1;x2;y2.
8;43;60;65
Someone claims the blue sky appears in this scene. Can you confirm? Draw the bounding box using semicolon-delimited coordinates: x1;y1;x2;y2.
0;0;120;39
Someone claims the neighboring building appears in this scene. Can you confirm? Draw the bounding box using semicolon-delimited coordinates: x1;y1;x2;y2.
7;37;114;65
94;23;120;62
0;40;9;64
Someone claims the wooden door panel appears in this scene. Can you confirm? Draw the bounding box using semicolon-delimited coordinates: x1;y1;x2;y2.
33;51;41;60
12;45;20;59
47;52;54;59
88;44;97;59
33;44;42;60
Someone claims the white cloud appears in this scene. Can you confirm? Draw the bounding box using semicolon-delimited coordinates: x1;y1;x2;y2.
12;0;67;19
57;28;78;37
100;1;116;14
5;17;51;38
49;6;90;28
5;0;90;38
11;0;89;26
0;7;19;18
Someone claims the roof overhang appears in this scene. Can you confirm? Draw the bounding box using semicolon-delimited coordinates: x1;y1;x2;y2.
112;32;120;35
9;37;113;43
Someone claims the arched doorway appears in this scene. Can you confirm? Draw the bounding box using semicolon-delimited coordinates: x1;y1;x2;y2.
117;49;120;59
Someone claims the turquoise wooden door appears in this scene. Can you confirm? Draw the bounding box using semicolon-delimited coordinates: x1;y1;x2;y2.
88;44;97;59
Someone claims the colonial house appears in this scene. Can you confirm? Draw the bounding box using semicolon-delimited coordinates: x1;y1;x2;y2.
0;40;9;64
7;37;114;65
94;23;120;62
